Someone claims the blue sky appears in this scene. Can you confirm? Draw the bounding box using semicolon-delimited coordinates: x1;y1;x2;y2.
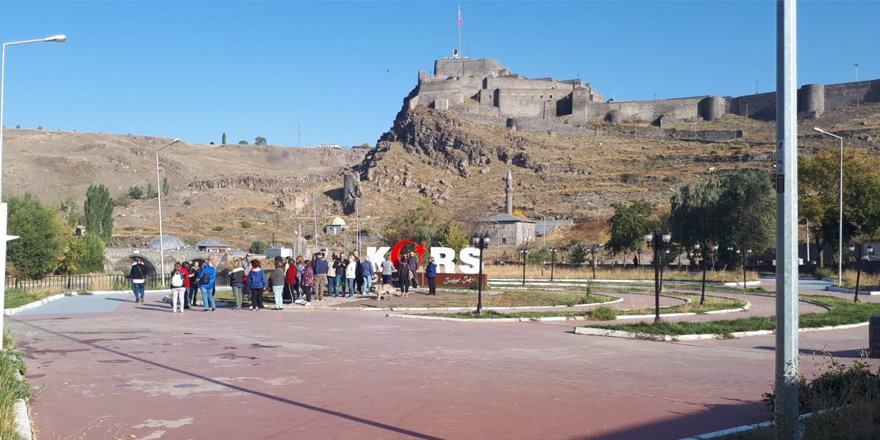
0;1;876;147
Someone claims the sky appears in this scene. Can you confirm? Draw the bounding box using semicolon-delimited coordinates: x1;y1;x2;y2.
0;1;877;147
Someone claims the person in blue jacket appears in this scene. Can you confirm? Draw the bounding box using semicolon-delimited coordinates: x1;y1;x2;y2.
360;256;375;294
200;257;217;311
426;256;438;296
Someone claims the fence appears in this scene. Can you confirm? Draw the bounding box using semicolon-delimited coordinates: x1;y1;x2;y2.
5;273;231;294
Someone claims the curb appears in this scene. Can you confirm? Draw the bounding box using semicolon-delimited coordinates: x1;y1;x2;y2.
574;321;871;341
13;371;33;440
385;312;593;323
615;301;752;320
825;286;880;295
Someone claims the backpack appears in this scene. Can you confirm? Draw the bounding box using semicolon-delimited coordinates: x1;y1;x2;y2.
171;271;183;287
200;269;211;285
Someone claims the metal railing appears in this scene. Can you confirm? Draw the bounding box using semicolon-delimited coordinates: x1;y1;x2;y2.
5;273;230;293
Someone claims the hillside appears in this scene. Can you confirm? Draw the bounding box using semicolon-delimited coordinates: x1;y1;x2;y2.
4;103;880;253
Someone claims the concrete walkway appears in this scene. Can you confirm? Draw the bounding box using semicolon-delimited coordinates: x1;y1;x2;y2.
7;281;879;440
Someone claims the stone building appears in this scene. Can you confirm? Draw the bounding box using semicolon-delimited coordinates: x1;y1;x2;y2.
476;170;536;247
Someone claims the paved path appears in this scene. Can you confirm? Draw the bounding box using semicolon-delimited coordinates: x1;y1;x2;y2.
8;283;880;440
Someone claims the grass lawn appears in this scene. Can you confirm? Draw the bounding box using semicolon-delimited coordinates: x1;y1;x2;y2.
338;290;617;308
586;295;879;336
4;290;57;309
0;333;30;440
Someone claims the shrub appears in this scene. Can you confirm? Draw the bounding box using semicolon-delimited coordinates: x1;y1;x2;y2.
249;240;267;254
240;221;252;229
127;185;143;200
183;200;192;206
212;225;224;232
591;306;617;321
814;267;833;280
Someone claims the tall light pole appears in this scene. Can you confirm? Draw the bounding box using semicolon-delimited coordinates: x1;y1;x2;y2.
471;233;489;315
814;127;844;287
549;247;557;282
0;34;66;340
519;248;529;286
155;138;180;286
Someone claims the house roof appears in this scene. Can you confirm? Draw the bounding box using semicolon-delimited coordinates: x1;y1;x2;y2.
478;213;536;224
195;239;229;248
330;216;347;226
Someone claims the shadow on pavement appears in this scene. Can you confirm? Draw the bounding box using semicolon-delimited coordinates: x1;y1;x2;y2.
583;398;769;439
752;345;868;359
12;319;444;440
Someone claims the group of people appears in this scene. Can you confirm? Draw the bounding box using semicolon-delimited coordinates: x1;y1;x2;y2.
132;249;440;313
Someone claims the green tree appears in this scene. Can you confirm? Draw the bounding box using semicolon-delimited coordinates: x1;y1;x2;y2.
7;194;65;275
382;200;443;246
221;132;227;144
58;195;81;226
162;176;170;197
57;224;84;274
239;140;249;145
249;240;268;254
128;185;143;200
76;234;105;273
437;222;469;258
800;149;880;268
607;200;658;261
567;240;589;265
714;169;775;254
84;184;114;242
146;183;157;199
255;136;267;145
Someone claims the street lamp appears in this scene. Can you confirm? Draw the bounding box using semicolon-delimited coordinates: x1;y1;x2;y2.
849;243;874;303
727;246;734;271
471;233;490;314
155;138;180;286
697;242;719;305
0;34;66;339
742;249;752;292
645;230;672;323
549;247;558;282
519;248;529;286
814;127;844;287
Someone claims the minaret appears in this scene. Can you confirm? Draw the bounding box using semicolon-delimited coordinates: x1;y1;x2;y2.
506;169;513;215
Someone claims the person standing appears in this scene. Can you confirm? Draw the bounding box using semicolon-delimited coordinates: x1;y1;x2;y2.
381;254;395;286
407;252;420;289
345;255;357;297
295;256;305;301
285;258;298;304
361;256;374;294
353;251;364;294
247;259;266;310
189;260;201;308
229;259;245;309
426;256;438;296
200;258;217;311
398;255;411;297
242;254;253;304
129;258;148;303
334;253;348;297
180;261;191;309
170;262;186;312
301;259;314;305
313;252;328;301
327;253;337;297
270;256;286;310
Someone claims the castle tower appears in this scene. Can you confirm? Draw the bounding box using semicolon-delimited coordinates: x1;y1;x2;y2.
506;169;513;215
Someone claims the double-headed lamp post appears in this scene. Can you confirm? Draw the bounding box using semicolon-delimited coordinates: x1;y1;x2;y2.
471;233;489;315
0;34;67;339
814;127;844;287
848;243;874;303
155;138;180;286
519;248;529;286
644;230;671;323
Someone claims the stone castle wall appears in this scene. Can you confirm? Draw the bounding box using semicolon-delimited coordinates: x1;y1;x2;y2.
410;58;880;132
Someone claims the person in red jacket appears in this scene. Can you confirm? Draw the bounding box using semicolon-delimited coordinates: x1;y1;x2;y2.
180;262;191;309
285;259;298;304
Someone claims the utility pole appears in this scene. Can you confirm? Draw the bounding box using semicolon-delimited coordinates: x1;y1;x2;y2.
775;0;800;437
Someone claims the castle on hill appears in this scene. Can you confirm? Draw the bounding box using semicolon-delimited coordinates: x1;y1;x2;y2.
405;57;880;131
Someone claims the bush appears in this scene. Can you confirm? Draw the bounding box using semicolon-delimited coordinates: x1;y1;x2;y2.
814;267;833;280
240;221;252;229
591;306;617;321
114;194;131;208
212;225;224;232
183;199;192;206
127;186;143;200
249;240;267;254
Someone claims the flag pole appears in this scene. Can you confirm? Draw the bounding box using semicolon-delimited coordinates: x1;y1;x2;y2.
457;4;462;58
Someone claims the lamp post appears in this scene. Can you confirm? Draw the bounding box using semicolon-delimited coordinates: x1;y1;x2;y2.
549;247;557;282
645;230;671;323
727;246;734;271
471;233;489;314
697;242;718;305
0;34;66;339
849;243;874;303
155;138;180;286
814;127;844;287
742;249;752;292
519;248;529;286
